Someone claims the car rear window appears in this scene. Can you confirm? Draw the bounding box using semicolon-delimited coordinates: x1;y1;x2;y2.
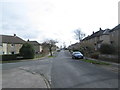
73;52;81;54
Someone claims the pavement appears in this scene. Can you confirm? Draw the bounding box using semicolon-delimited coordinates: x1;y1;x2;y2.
2;68;50;88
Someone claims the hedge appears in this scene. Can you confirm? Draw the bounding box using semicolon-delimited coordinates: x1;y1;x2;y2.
1;54;23;61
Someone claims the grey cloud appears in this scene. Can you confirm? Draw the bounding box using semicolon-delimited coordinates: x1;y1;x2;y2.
1;2;41;40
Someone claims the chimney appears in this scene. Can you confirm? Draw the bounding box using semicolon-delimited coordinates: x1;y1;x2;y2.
14;34;16;37
93;31;94;34
27;39;29;41
99;28;102;31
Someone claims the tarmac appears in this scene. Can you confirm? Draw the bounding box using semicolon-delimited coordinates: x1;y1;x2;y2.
1;54;51;89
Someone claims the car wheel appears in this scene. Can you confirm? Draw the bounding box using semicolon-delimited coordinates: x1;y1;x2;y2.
72;57;75;59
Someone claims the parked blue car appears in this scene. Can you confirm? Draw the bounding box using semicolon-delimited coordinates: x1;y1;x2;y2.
72;51;83;59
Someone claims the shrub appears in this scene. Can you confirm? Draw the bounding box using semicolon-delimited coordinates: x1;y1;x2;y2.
19;43;35;59
79;46;94;56
99;43;115;54
79;47;85;54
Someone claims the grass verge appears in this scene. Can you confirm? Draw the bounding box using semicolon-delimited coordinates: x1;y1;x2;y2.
48;55;54;58
81;59;110;65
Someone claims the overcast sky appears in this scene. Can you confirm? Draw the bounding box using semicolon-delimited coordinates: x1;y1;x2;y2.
0;0;119;47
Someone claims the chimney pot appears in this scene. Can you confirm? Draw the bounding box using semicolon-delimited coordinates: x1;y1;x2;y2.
14;34;16;37
99;28;102;31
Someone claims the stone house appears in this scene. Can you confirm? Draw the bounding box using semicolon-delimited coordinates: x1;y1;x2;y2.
0;34;26;55
68;43;80;51
27;40;43;54
109;24;120;53
81;28;111;51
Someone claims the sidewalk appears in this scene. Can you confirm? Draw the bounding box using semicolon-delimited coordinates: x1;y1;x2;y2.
86;57;119;73
2;68;50;88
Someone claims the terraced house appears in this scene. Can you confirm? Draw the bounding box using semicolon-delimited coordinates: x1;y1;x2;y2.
109;24;120;53
81;28;111;51
81;24;120;53
0;34;26;55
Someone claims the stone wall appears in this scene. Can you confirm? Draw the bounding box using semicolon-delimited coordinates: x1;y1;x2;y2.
99;54;119;63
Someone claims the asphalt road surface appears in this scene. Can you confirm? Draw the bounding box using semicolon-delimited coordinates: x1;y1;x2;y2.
2;50;118;88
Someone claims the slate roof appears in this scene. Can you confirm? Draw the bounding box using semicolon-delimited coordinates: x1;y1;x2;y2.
0;35;26;44
110;24;120;32
83;30;104;40
27;41;41;45
102;29;110;35
83;28;111;41
82;36;91;41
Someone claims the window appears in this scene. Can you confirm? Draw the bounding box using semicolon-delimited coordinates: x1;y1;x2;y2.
0;43;2;46
11;52;14;54
110;41;114;44
11;44;15;47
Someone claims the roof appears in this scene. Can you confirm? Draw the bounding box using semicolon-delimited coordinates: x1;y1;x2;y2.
83;30;105;40
0;35;26;44
83;28;111;41
102;29;110;35
27;41;41;45
110;24;120;32
83;35;91;40
91;30;104;37
68;42;80;49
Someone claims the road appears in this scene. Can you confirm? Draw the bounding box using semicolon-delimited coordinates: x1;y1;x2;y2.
2;50;118;88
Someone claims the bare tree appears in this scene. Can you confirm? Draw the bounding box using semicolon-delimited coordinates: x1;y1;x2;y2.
74;29;85;42
43;39;58;56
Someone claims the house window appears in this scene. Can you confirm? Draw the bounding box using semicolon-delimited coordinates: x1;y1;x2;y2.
11;44;15;47
110;41;114;44
11;52;14;54
0;43;2;46
98;44;101;49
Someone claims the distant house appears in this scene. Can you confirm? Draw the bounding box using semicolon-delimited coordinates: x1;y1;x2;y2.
68;43;80;51
41;42;58;55
0;34;26;55
27;40;43;54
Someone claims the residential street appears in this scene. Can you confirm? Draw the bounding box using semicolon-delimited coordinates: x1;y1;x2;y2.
2;50;118;88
